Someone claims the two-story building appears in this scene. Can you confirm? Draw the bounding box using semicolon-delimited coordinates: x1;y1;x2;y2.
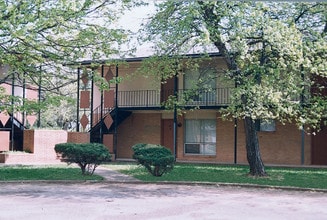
75;53;327;166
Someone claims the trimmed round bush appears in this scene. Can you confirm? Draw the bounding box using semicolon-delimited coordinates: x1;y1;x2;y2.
55;143;111;175
132;143;175;177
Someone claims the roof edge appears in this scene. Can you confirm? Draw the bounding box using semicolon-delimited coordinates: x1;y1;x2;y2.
65;52;222;66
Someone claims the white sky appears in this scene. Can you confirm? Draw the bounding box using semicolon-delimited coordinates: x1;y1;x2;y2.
116;2;157;57
114;1;217;57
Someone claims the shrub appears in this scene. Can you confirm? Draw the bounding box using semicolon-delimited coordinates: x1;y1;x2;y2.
55;143;111;175
132;143;175;177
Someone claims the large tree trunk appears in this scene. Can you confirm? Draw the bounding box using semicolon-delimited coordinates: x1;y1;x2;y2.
244;117;267;176
199;2;267;176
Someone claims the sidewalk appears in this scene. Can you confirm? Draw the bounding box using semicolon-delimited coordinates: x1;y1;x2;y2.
95;166;141;182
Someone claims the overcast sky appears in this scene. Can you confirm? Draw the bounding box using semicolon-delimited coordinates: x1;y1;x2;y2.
117;2;157;57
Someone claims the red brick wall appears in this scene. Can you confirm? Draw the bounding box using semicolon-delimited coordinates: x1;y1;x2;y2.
115;111;312;165
67;132;90;143
103;134;114;153
23;130;35;153
0;154;7;163
217;117;235;162
2;130;68;164
0;153;37;164
117;112;161;158
26;130;68;163
177;116;311;165
258;122;311;165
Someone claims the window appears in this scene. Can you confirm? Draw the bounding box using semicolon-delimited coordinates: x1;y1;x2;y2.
184;66;217;104
258;119;276;132
184;119;216;155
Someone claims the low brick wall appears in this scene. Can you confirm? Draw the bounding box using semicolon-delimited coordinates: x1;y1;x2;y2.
67;132;90;143
0;130;97;164
1;130;68;164
0;153;64;165
0;131;10;151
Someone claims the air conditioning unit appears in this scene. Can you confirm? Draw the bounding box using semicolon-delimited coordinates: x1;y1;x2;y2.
185;143;200;154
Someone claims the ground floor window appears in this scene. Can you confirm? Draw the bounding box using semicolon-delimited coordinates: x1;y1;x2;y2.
184;119;216;155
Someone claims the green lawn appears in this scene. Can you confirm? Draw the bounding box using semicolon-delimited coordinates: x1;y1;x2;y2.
106;162;327;190
1;163;326;190
0;165;103;181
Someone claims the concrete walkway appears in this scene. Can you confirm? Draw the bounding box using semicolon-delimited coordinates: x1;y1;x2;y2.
95;166;141;182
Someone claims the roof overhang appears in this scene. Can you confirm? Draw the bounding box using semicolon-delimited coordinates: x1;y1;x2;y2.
65;52;223;67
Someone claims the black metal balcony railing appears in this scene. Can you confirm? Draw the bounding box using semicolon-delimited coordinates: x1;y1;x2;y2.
118;90;161;107
117;88;232;108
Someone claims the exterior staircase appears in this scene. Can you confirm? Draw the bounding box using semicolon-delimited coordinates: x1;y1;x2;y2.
89;105;131;143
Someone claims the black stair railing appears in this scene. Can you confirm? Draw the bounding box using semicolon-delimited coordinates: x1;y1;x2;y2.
92;105;113;127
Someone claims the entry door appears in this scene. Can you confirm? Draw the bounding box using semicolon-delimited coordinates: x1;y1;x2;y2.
161;119;174;153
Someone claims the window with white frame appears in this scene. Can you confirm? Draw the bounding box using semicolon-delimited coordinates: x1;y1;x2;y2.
184;119;216;155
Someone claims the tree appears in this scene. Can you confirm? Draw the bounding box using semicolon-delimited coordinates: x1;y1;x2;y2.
55;143;111;175
0;0;141;116
139;1;327;176
132;143;175;177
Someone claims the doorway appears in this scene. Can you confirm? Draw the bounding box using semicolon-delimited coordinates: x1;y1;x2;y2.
161;119;174;153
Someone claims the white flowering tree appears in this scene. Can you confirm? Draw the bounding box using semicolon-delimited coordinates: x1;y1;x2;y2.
0;0;140;117
140;1;327;176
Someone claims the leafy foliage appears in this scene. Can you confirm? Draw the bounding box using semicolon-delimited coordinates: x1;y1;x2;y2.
0;0;141;118
139;1;327;176
55;143;111;175
132;143;175;177
141;1;327;131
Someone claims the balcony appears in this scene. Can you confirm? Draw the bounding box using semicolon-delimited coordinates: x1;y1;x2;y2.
116;88;232;108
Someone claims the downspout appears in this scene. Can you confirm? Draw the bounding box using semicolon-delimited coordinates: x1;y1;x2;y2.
76;67;80;132
114;64;119;158
301;130;305;165
22;72;26;127
234;81;238;164
90;69;94;142
100;65;104;143
173;63;178;160
37;67;41;128
10;72;15;151
300;67;305;165
234;118;238;164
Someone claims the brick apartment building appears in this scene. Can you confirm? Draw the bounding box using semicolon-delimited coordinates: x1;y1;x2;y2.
75;53;327;166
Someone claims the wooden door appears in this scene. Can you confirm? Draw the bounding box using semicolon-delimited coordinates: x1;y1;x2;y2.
161;119;174;153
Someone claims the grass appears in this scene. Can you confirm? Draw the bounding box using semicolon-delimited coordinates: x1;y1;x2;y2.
0;165;103;181
106;162;327;190
1;163;326;190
